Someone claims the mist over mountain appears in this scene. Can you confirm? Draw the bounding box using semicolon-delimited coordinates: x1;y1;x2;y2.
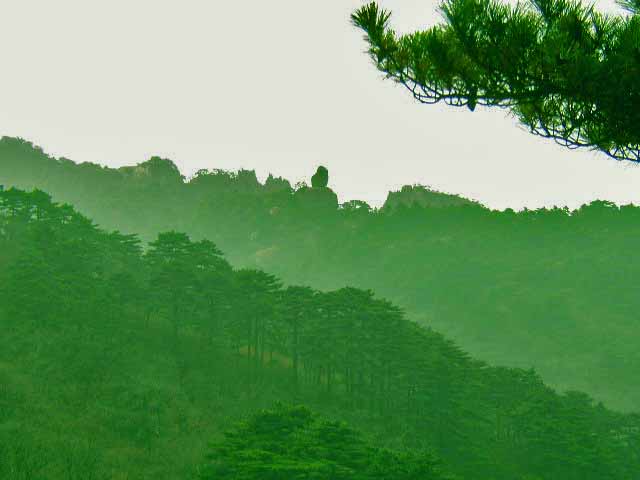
2;135;640;413
1;185;639;479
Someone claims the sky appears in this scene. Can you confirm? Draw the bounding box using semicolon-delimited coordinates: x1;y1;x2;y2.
0;0;637;211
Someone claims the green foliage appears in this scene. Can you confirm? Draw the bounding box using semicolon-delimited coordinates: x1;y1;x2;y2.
196;403;452;480
351;0;640;162
0;185;639;479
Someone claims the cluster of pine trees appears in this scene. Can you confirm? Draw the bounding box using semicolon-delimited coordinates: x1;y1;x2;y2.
196;403;453;480
1;186;639;479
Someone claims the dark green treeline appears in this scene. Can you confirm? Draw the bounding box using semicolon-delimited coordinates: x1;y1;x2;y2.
1;136;639;412
0;187;638;479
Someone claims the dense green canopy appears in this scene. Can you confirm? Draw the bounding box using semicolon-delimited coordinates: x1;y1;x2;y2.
351;0;640;162
196;403;452;480
1;185;639;479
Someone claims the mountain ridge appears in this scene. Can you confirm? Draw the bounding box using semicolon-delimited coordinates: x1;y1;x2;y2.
2;135;640;413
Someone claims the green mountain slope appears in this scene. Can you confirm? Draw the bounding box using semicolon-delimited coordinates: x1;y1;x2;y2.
1;186;638;479
1;136;639;413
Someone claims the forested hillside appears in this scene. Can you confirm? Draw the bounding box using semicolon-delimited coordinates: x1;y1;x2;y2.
0;186;639;479
1;136;639;413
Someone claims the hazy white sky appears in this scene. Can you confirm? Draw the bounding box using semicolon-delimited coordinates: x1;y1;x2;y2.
1;0;637;210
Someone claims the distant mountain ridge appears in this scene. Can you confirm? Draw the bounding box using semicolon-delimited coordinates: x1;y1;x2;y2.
0;136;477;211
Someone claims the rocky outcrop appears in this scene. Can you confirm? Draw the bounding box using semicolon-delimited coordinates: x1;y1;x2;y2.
311;166;329;188
382;184;478;211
